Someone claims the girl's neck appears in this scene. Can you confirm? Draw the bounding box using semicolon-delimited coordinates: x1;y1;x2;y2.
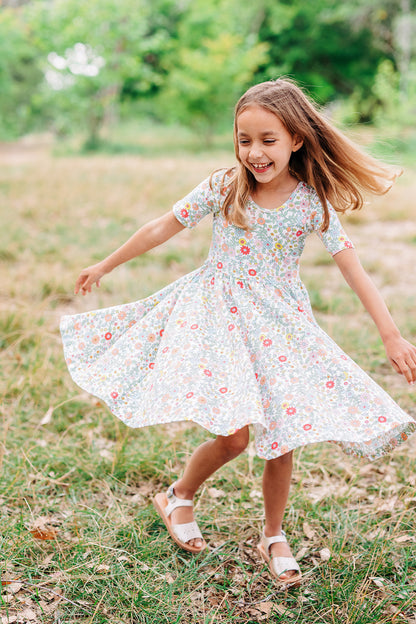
252;174;299;211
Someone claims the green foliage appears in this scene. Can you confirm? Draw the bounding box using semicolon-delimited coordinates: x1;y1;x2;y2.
159;32;268;140
25;0;182;143
1;0;416;142
0;9;44;138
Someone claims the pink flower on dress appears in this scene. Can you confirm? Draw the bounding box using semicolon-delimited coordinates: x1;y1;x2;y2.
296;230;303;237
105;332;112;340
248;269;257;276
286;407;296;415
217;262;223;269
111;391;118;399
191;324;198;330
271;441;278;450
278;355;287;362
149;363;155;369
181;208;189;218
228;324;235;331
345;241;353;248
230;306;237;313
204;369;212;377
219;387;228;393
237;280;244;288
378;416;387;423
326;381;335;389
186;392;194;399
240;246;250;255
263;339;272;347
303;424;312;431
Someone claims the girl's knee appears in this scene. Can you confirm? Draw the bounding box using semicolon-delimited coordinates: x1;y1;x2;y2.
267;450;293;466
217;426;249;459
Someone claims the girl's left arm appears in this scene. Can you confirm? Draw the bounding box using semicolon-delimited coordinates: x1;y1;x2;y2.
333;248;416;385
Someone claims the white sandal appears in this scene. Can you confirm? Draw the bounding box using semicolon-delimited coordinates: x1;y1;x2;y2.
153;483;206;554
257;529;302;587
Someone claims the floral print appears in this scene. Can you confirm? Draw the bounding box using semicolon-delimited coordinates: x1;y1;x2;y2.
60;172;415;460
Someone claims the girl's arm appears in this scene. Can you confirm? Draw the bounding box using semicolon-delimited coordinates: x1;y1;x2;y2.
74;211;185;295
333;248;416;385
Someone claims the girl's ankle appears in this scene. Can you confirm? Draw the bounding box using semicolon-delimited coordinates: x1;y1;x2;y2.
172;480;196;500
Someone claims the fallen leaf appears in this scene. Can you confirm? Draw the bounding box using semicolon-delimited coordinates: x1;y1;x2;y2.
319;548;331;561
394;534;414;543
303;521;316;540
371;577;387;588
3;582;23;593
249;489;262;499
39;407;53;425
296;547;308;560
30;527;58;540
207;487;225;499
17;608;37;621
275;603;295;618
256;601;274;615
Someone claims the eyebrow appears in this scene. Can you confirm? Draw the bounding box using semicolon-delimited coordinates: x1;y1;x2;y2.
237;130;277;137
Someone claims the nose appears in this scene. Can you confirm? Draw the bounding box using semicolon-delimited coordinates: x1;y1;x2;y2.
249;142;264;159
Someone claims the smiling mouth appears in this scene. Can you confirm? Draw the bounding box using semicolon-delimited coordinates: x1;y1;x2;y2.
250;162;273;172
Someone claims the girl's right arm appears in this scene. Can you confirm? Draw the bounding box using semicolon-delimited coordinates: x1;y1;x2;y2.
74;211;185;295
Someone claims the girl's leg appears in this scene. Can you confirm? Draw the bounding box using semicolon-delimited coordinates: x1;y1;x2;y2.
262;451;296;580
171;425;250;548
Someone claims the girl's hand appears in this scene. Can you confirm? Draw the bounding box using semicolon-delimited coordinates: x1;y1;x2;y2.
383;335;416;385
74;262;108;296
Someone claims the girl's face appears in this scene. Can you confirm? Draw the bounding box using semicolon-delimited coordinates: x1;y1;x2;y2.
236;105;303;189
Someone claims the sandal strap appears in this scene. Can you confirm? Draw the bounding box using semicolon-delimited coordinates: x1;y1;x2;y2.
172;520;203;544
271;556;301;578
165;483;194;518
261;529;287;553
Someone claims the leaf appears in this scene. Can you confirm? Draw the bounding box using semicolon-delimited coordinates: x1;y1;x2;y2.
29;516;59;540
319;548;331;561
39;406;53;425
30;527;58;540
257;601;274;615
371;577;387;588
2;581;22;593
303;521;316;540
207;487;225;499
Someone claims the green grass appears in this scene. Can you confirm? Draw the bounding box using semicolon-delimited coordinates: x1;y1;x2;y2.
1;136;416;623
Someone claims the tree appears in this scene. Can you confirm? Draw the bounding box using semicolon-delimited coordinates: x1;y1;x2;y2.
0;8;44;138
157;0;269;140
26;0;182;145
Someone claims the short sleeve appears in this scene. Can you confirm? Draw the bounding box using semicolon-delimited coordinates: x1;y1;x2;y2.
311;193;354;256
172;171;224;229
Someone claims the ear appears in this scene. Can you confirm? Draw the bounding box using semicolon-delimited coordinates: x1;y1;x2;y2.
292;135;303;152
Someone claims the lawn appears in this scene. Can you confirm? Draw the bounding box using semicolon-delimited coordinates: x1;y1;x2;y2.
1;135;416;623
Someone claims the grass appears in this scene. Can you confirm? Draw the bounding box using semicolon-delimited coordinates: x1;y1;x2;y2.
1;133;416;623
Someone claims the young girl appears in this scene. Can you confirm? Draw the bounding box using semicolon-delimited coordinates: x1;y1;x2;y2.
60;78;416;587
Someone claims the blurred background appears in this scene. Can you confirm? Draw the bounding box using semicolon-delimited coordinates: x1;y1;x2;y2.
1;0;416;153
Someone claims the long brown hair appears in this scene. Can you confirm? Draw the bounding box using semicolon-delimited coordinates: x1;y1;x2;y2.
219;78;400;231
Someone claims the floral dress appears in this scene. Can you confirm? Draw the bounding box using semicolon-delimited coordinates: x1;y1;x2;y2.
60;172;415;460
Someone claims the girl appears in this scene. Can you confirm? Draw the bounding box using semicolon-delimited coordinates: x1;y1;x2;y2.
61;79;416;587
